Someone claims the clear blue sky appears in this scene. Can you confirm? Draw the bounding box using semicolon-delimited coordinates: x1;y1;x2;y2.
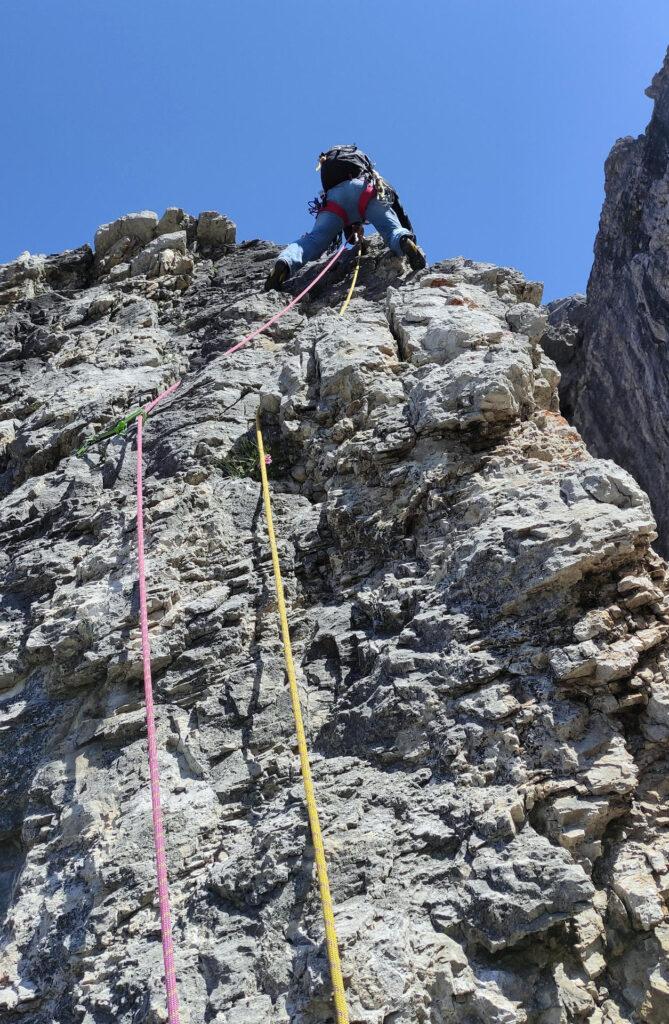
1;1;667;301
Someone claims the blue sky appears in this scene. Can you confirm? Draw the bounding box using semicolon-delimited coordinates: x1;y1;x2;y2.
1;1;667;301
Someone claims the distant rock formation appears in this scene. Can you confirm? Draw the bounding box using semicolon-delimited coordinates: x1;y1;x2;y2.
547;46;669;558
2;204;669;1023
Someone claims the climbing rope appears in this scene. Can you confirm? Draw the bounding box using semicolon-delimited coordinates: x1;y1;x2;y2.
79;239;354;459
103;247;352;1022
339;239;362;317
134;380;182;1024
255;409;350;1024
227;243;346;355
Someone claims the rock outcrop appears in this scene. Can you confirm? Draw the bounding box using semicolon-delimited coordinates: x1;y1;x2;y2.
1;207;669;1023
546;46;669;555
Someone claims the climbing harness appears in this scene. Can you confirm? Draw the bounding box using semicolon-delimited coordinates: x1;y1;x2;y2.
92;246;357;1023
321;180;376;229
255;410;350;1024
312;180;376;251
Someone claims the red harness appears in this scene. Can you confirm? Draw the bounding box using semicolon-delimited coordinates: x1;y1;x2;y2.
320;181;376;228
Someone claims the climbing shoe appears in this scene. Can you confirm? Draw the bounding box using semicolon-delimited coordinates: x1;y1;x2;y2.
400;236;427;271
264;259;290;292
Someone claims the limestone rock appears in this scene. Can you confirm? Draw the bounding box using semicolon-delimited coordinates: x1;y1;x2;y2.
130;230;188;277
1;218;669;1023
94;210;159;256
542;293;587;419
196;210;236;249
156;206;197;242
0;246;93;308
545;46;669;554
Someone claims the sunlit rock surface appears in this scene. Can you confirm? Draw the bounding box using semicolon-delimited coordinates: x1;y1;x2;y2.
545;46;669;563
1;207;669;1023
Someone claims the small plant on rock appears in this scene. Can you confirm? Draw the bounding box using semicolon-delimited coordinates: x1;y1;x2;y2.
221;435;270;480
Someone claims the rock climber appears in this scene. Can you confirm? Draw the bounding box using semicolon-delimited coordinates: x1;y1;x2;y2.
265;145;426;291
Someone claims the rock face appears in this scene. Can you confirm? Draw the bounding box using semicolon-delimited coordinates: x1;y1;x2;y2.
548;47;669;555
541;294;587;422
1;209;669;1024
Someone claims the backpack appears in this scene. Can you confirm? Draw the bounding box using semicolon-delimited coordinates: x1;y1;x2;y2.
309;147;415;251
318;145;375;191
317;146;414;231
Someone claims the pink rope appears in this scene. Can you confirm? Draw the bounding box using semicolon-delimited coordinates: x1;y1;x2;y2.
226;243;346;355
132;246;346;1022
145;379;181;416
136;405;181;1024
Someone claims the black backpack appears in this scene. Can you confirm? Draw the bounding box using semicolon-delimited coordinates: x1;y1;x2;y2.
311;146;415;247
318;145;375;191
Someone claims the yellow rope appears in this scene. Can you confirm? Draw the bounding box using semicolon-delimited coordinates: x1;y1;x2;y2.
255;411;350;1024
338;243;362;317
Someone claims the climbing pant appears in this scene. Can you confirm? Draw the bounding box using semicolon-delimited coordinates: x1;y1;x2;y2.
278;176;412;276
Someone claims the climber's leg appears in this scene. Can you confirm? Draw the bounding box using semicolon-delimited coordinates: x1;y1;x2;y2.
275;212;343;277
363;195;412;255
